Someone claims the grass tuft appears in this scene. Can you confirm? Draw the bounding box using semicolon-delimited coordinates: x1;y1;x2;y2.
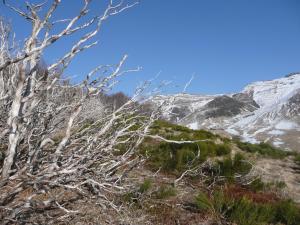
154;185;176;199
194;187;300;225
235;141;290;159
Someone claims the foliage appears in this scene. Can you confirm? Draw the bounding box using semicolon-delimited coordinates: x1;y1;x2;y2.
150;120;218;141
139;179;152;194
141;120;232;174
235;141;290;159
194;188;300;225
294;153;300;166
273;200;300;225
247;178;286;192
214;153;252;181
247;178;266;192
141;141;233;174
215;144;231;156
227;197;275;225
123;179;153;204
154;185;177;199
194;192;213;211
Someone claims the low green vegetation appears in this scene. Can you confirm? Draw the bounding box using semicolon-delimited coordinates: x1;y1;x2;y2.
195;188;300;225
154;185;177;199
194;192;213;211
235;141;291;159
294;154;300;166
123;179;153;204
247;178;286;192
133;120;300;224
247;178;266;192
141;141;231;174
141;120;232;174
139;179;152;194
214;153;252;182
123;181;176;204
150;120;218;141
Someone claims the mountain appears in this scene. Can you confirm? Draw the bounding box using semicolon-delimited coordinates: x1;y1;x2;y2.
151;73;300;151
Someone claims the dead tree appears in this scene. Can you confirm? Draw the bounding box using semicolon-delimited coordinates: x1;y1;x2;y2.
0;1;169;224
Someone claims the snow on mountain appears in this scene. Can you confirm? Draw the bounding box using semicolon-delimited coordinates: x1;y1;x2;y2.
244;75;300;107
151;73;300;151
226;74;300;146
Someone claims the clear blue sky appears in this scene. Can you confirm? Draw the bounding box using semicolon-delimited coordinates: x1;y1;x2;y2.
1;0;300;95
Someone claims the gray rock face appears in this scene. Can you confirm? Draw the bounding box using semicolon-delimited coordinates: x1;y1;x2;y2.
204;95;259;118
232;93;260;109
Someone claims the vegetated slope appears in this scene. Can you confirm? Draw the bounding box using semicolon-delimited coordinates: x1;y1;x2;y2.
8;117;299;224
151;73;300;151
118;120;300;225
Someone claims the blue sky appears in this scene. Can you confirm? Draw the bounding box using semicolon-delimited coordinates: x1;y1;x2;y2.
1;0;300;95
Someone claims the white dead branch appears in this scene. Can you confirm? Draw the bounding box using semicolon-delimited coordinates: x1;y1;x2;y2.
0;1;213;224
0;1;167;223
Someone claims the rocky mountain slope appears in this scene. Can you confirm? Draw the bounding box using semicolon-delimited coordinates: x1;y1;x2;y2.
151;73;300;151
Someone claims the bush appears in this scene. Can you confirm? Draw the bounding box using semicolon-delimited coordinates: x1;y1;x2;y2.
274;200;300;225
139;179;152;194
154;185;176;199
247;179;287;192
123;179;152;204
142;140;232;174
215;153;252;181
194;188;300;225
150;120;218;141
236;141;290;159
248;178;265;192
195;192;213;211
294;154;300;166
227;197;274;225
141;119;234;174
215;144;231;156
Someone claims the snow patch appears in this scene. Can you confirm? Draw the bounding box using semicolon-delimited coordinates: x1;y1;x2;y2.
242;134;259;144
188;122;198;130
268;130;285;136
275;120;298;130
273;140;284;147
226;128;239;136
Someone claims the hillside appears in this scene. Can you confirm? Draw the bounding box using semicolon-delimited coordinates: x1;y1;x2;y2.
151;73;300;151
57;120;300;225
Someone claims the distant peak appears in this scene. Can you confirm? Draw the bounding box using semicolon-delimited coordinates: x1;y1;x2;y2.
285;72;300;78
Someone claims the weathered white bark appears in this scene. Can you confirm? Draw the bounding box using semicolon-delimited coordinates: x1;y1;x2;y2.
2;67;25;178
0;1;156;223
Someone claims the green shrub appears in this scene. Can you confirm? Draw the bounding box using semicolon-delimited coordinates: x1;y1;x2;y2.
175;147;197;171
274;181;287;189
142;119;235;174
227;197;274;225
195;192;213;211
294;154;300;166
123;191;138;204
248;178;265;192
274;200;300;225
211;190;228;214
142;140;232;174
150;120;218;141
247;178;287;192
236;141;290;159
154;185;176;199
215;144;231;156
232;153;252;175
123;179;152;204
139;179;152;193
194;188;300;225
216;153;252;181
